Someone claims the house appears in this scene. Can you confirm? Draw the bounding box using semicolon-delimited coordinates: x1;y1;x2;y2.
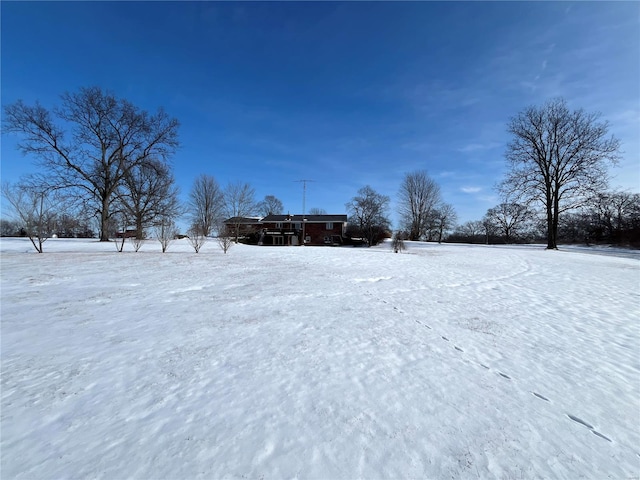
221;214;349;246
115;228;138;238
223;217;262;239
260;214;348;246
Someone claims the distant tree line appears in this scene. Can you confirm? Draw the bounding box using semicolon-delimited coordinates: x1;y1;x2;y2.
449;190;639;247
3;89;637;252
0;213;95;239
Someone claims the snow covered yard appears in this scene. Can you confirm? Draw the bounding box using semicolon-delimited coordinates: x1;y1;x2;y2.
1;238;639;479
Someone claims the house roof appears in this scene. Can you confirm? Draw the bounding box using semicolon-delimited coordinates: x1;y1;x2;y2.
262;214;348;223
223;216;262;224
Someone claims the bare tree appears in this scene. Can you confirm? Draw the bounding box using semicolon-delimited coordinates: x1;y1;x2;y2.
224;181;257;242
1;182;58;253
188;174;224;237
129;236;144;252
484;202;534;243
1;219;20;237
187;225;207;253
550;191;640;245
433;203;457;243
4;87;179;242
480;218;495;245
118;159;181;240
451;220;485;244
154;217;179;253
257;195;284;217
590;191;639;243
52;211;94;238
112;210;130;252
501;98;620;249
398;170;442;241
346;185;391;246
391;231;406;253
217;227;234;254
308;207;327;215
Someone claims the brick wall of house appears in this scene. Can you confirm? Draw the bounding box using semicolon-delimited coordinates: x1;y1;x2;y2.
259;221;345;245
231;215;348;246
303;222;345;245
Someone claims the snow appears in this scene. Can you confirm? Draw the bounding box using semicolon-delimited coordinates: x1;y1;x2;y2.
1;238;639;479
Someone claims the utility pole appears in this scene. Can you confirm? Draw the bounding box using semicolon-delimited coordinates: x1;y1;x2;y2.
294;179;314;244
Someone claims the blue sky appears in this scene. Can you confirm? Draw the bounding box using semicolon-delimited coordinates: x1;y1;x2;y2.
2;1;639;227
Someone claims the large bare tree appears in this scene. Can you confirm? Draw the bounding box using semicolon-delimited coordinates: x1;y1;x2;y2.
346;185;390;246
398;170;442;241
501;98;620;249
188;174;224;237
4;86;179;241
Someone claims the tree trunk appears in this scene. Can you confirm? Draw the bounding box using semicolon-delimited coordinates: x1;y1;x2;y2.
550;194;560;250
545;205;558;250
136;217;144;240
100;197;110;242
545;186;556;249
546;215;555;249
410;222;419;241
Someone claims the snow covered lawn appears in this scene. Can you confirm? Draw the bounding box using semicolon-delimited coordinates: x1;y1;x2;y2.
1;238;639;479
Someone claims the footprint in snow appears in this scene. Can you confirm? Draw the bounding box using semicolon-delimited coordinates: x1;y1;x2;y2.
591;430;612;442
442;336;449;341
566;414;611;442
532;392;549;402
567;414;593;429
455;346;464;352
498;372;511;380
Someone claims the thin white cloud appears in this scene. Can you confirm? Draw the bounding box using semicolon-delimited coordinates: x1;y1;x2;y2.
458;142;501;153
461;186;482;194
436;171;458;178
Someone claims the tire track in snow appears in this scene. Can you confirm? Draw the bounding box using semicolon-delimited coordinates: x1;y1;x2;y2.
357;253;534;299
441;253;534;290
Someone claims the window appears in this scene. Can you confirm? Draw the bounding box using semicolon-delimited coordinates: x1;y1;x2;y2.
294;222;301;229
326;222;333;230
276;222;283;229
